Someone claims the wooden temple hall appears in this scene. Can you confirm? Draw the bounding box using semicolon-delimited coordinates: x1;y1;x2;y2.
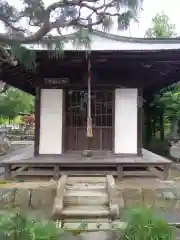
2;30;180;179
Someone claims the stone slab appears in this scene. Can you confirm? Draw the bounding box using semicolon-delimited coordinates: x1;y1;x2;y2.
0;188;16;209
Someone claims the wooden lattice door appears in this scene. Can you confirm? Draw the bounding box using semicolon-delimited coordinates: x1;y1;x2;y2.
65;89;113;151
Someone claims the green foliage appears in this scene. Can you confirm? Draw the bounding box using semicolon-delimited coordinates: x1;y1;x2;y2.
116;0;142;29
0;212;64;240
118;10;138;30
0;117;7;125
145;12;177;37
119;207;175;240
0;87;34;119
144;12;179;142
47;41;64;60
102;16;113;32
72;28;91;50
10;44;37;71
0;208;175;240
155;85;180;120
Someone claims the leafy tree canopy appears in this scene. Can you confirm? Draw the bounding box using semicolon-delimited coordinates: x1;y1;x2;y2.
0;0;143;69
154;85;180;120
145;12;179;141
0;87;34;118
145;11;177;38
145;12;178;119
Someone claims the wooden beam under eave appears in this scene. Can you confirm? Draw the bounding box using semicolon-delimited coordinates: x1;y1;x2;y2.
34;86;41;156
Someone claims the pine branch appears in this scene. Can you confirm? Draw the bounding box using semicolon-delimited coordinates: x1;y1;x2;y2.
0;0;142;67
0;45;17;66
0;0;141;44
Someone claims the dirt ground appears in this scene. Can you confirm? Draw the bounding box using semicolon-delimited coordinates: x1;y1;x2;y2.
0;142;32;162
0;179;56;188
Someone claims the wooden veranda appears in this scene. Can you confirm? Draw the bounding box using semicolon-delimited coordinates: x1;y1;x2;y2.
1;145;172;180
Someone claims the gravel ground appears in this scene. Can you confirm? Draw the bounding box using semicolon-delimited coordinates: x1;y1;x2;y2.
0;143;32;177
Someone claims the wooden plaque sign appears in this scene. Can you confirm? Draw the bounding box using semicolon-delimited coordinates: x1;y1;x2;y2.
44;78;69;85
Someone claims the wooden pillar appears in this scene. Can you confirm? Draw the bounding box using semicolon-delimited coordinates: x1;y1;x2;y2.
163;164;170;180
34;86;41;156
137;89;143;156
144;96;153;148
4;164;12;180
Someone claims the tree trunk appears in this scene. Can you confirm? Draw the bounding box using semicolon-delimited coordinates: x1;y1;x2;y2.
160;112;164;141
143;102;153;147
152;120;156;137
169;117;178;141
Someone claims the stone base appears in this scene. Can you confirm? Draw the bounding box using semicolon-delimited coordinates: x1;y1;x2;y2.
0;181;57;219
81;150;93;158
1;179;180;223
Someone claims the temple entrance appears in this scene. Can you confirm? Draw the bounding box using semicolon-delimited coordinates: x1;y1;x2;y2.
64;89;113;151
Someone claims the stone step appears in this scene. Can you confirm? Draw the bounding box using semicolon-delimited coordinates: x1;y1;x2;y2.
62;218;113;223
66;183;107;191
62;205;110;218
61;219;127;231
64;190;108;205
67;177;107;184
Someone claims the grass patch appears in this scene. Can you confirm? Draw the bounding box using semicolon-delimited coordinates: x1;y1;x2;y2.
118;207;175;240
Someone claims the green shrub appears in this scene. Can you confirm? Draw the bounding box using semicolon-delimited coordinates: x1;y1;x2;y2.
0;212;65;240
118;207;175;240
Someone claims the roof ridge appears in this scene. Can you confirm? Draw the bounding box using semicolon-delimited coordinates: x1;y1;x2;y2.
92;29;180;44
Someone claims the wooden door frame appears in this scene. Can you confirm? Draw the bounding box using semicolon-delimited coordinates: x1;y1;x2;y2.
62;88;115;152
112;88;115;153
61;90;66;153
34;87;141;156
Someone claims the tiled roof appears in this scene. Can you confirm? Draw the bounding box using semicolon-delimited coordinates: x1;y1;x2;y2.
22;29;180;51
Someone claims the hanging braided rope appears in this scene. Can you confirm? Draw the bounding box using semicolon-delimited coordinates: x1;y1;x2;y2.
86;52;93;138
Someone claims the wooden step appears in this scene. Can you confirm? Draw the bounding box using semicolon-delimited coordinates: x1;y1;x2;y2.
66;183;107;191
62;171;117;176
67;177;107;184
15;170;54;176
62;205;110;218
64;190;108;205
